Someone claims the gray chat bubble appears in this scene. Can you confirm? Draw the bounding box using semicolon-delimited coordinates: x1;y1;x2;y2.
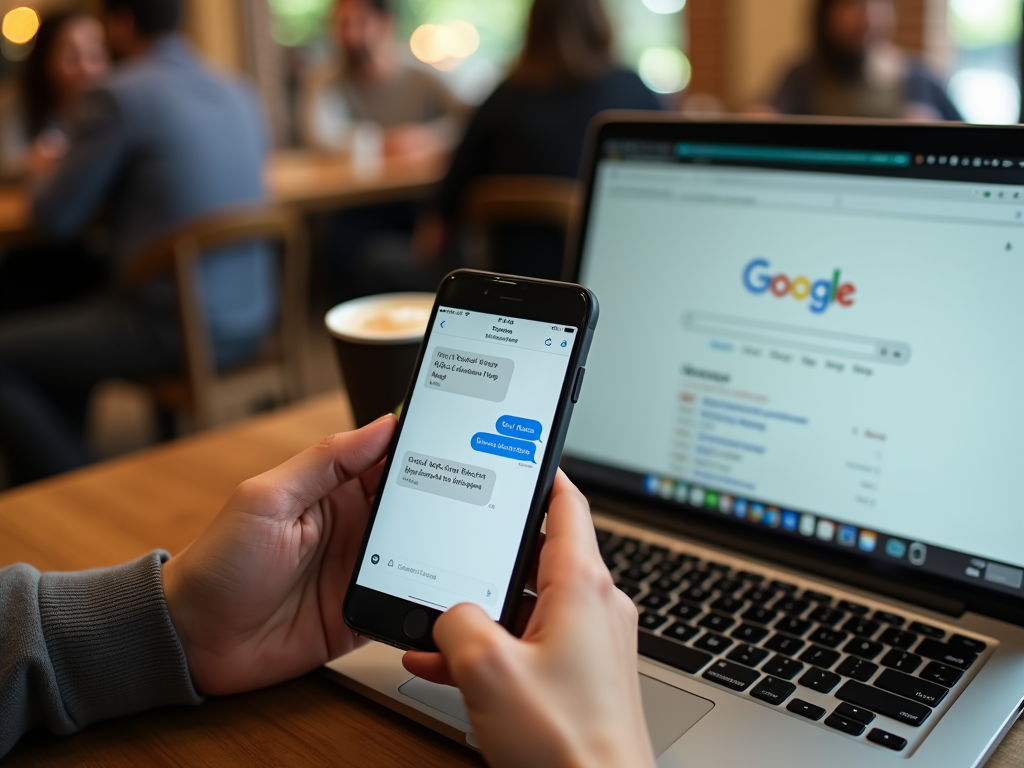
422;346;515;402
396;451;497;506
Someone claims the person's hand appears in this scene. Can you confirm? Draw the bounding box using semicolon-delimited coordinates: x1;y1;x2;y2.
161;415;396;695
403;472;655;768
383;123;445;158
28;129;68;179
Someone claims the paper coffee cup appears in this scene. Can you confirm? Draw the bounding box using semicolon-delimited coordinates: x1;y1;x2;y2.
325;293;434;427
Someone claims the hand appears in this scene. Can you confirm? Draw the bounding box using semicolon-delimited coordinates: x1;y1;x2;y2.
383;123;444;158
403;472;655;768
161;415;395;695
28;129;68;179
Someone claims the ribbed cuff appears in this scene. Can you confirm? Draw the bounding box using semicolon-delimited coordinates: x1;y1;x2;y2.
38;551;202;728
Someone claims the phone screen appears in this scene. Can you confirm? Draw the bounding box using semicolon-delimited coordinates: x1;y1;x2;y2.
356;306;579;619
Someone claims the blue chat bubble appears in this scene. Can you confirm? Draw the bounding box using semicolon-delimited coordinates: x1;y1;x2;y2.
495;415;543;442
470;432;537;463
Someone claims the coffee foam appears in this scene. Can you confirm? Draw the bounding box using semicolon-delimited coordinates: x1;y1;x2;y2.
326;293;434;343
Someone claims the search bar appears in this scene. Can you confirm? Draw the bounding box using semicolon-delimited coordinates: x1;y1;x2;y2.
685;312;911;366
386;554;499;605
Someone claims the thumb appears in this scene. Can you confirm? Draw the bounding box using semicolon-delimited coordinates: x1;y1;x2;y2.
432;603;515;705
252;415;396;509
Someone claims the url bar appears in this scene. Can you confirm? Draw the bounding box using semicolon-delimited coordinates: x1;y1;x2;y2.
685;312;912;366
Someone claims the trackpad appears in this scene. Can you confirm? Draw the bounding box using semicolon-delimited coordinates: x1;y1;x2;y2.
398;674;712;757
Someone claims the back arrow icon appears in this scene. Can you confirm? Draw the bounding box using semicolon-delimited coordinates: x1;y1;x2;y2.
440;320;446;328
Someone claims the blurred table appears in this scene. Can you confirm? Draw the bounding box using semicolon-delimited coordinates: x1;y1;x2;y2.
0;151;445;247
0;392;1019;766
0;392;479;768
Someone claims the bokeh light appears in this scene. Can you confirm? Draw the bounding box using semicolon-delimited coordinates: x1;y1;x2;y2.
638;47;691;94
410;20;480;70
2;7;40;45
949;69;1020;124
641;0;687;14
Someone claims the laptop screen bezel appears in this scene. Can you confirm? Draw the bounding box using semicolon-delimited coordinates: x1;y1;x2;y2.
565;114;1024;627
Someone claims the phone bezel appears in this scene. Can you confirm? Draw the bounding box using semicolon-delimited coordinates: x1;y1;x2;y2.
343;269;597;651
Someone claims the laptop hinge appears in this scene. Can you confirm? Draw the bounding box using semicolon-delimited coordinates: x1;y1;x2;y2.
590;496;968;618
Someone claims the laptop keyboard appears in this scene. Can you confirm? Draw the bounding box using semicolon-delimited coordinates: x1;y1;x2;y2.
596;526;994;756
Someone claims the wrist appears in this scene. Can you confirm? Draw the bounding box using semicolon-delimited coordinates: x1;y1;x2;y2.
160;555;194;675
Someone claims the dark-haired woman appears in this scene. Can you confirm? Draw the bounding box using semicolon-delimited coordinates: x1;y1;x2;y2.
414;0;663;282
770;0;960;121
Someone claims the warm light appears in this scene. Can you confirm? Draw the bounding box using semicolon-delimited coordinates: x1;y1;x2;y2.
638;47;691;94
2;7;40;45
410;20;479;69
642;0;686;14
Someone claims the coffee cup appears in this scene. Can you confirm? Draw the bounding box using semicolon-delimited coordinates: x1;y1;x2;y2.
325;292;434;427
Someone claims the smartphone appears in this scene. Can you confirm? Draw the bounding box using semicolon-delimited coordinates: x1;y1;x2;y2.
343;270;598;651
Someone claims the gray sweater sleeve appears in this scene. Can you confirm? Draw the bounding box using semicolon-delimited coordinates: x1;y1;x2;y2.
0;552;202;758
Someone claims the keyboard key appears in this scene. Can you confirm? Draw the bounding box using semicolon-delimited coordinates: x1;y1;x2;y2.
651;575;683;594
616;582;641;599
799;646;841;669
736;571;764;583
844;638;884;660
808;606;846;626
703;560;730;572
837;600;870;615
702;659;760;692
872;610;906;627
908;621;945;639
694;632;733;654
807;628;847;648
843;617;881;638
699;613;736;632
835;656;878;682
710;596;744;614
762;655;804;680
915;639;977;670
801;589;833;604
880;649;922;674
637;630;713;673
639;612;669;631
775;617;813;636
732;623;770;644
874;668;949;708
764;633;805;656
680;586;713;604
669;602;702;621
662;621;699;643
741;606;777;625
638;593;672;611
770;579;798;592
878;627;917;650
787;698;826;721
919;661;963;687
774;598;811;616
750;676;796;705
836;702;876;724
825;712;865;736
798;667;842;693
711;578;743;595
621;565;650;582
867;728;907;751
835;680;931;726
727;644;770;668
949;634;987;653
741;587;777;604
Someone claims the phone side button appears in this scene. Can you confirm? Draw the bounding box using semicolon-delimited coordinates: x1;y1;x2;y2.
403;608;430;640
571;367;586;403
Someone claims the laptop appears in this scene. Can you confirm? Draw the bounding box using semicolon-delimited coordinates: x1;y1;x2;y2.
325;116;1024;766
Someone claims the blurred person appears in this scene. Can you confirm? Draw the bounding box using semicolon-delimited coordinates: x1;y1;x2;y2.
298;0;466;157
0;0;275;485
412;0;663;283
769;0;961;120
0;418;655;767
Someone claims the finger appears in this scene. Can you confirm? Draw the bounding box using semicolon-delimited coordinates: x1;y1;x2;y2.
511;592;537;638
401;651;456;687
359;457;388;503
525;531;546;590
432;603;514;701
253;415;396;510
544;470;597;556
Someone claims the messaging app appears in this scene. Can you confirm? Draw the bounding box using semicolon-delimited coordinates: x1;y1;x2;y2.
357;308;577;619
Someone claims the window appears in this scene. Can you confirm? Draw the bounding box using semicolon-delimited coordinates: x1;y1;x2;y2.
947;0;1022;124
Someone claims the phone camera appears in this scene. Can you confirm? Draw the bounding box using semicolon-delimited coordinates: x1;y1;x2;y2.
484;289;489;295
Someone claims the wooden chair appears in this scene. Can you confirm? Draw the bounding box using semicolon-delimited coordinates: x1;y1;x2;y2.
120;205;309;431
461;176;583;279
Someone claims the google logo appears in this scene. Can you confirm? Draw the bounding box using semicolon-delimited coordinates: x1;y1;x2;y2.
742;258;856;314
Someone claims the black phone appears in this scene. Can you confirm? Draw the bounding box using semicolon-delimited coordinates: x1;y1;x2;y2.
343;269;598;651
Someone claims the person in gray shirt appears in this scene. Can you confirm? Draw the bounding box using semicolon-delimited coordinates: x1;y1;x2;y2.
0;0;276;484
0;415;655;768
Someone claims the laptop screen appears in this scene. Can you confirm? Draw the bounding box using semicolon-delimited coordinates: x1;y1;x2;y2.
565;125;1024;603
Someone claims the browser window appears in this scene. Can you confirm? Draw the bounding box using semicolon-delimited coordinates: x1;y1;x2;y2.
566;154;1024;592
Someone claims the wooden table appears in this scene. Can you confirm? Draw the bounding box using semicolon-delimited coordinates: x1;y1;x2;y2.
0;151;444;246
0;392;1020;766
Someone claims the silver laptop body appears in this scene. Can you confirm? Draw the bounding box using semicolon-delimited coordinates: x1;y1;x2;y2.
326;117;1024;767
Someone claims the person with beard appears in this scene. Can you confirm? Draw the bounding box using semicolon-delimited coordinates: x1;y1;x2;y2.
769;0;961;120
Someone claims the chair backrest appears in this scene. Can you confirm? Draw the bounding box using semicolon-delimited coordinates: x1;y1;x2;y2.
121;204;308;428
461;176;582;279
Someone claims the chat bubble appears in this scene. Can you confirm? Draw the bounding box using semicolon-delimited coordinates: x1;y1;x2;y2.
471;432;538;463
423;346;515;402
495;416;543;442
396;451;496;506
